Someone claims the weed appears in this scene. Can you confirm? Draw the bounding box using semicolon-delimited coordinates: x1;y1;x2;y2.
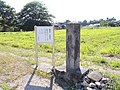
106;73;120;90
110;60;120;68
35;70;51;78
0;54;31;83
0;84;9;90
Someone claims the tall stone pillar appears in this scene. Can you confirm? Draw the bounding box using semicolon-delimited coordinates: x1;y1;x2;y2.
66;23;81;81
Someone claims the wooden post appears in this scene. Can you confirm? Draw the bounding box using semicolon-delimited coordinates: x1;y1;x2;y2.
66;23;81;82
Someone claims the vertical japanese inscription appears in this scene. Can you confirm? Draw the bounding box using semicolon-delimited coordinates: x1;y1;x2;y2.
36;26;53;44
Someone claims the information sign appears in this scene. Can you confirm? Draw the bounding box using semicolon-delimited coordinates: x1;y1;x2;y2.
35;26;53;44
34;26;54;68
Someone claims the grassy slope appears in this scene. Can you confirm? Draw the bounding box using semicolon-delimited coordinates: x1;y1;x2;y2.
0;27;120;89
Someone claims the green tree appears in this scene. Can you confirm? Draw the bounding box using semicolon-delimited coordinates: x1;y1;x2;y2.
17;1;54;31
0;0;16;32
82;20;88;26
100;20;108;27
65;20;71;24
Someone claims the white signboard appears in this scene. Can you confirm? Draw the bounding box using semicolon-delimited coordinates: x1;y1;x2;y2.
34;26;55;67
35;26;54;44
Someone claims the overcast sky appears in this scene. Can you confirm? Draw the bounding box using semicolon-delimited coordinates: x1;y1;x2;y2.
3;0;120;22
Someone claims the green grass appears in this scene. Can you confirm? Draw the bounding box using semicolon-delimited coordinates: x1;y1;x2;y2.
0;28;120;56
80;27;120;56
110;60;120;68
81;55;120;69
0;27;120;89
104;73;120;90
0;54;32;90
0;84;9;90
0;27;120;69
35;70;51;78
111;76;120;90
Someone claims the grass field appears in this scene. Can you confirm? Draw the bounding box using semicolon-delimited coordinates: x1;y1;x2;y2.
0;27;120;89
0;27;120;56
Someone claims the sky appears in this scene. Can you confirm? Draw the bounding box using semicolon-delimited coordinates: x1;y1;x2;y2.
3;0;120;22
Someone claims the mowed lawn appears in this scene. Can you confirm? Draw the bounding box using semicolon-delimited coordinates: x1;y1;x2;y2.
0;27;120;89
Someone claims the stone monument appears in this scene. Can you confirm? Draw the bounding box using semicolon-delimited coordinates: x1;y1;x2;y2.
54;23;109;90
66;23;81;82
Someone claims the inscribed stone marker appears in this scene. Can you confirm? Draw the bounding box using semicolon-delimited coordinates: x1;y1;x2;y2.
66;23;81;80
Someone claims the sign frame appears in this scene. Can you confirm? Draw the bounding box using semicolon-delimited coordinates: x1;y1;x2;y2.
35;26;54;44
34;26;55;68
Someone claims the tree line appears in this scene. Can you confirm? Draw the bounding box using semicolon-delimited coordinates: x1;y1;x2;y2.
79;17;120;27
0;0;54;32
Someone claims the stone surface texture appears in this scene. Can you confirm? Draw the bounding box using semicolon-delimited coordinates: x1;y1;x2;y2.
87;71;103;82
66;23;80;75
80;66;89;76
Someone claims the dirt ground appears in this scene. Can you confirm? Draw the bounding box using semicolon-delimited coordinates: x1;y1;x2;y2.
9;73;63;90
0;52;120;90
0;52;64;90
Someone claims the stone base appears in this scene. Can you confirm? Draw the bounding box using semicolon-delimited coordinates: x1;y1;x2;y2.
54;67;89;89
54;66;89;82
53;67;109;90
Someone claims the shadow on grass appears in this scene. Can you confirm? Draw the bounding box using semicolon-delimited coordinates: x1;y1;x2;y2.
25;66;54;90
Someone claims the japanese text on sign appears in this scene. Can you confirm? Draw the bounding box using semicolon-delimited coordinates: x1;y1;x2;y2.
35;26;54;44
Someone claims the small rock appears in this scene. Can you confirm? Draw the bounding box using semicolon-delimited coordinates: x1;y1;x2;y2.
87;71;103;82
101;77;109;83
101;86;107;90
101;83;106;88
86;87;93;90
80;66;89;76
81;80;89;87
89;82;96;88
85;77;91;83
95;82;101;86
95;82;102;88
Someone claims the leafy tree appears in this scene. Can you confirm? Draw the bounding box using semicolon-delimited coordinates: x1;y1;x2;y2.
88;20;100;25
99;17;117;27
0;0;16;32
108;21;116;27
106;17;117;27
17;1;54;31
100;20;108;27
65;20;71;24
81;20;88;26
106;17;116;22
